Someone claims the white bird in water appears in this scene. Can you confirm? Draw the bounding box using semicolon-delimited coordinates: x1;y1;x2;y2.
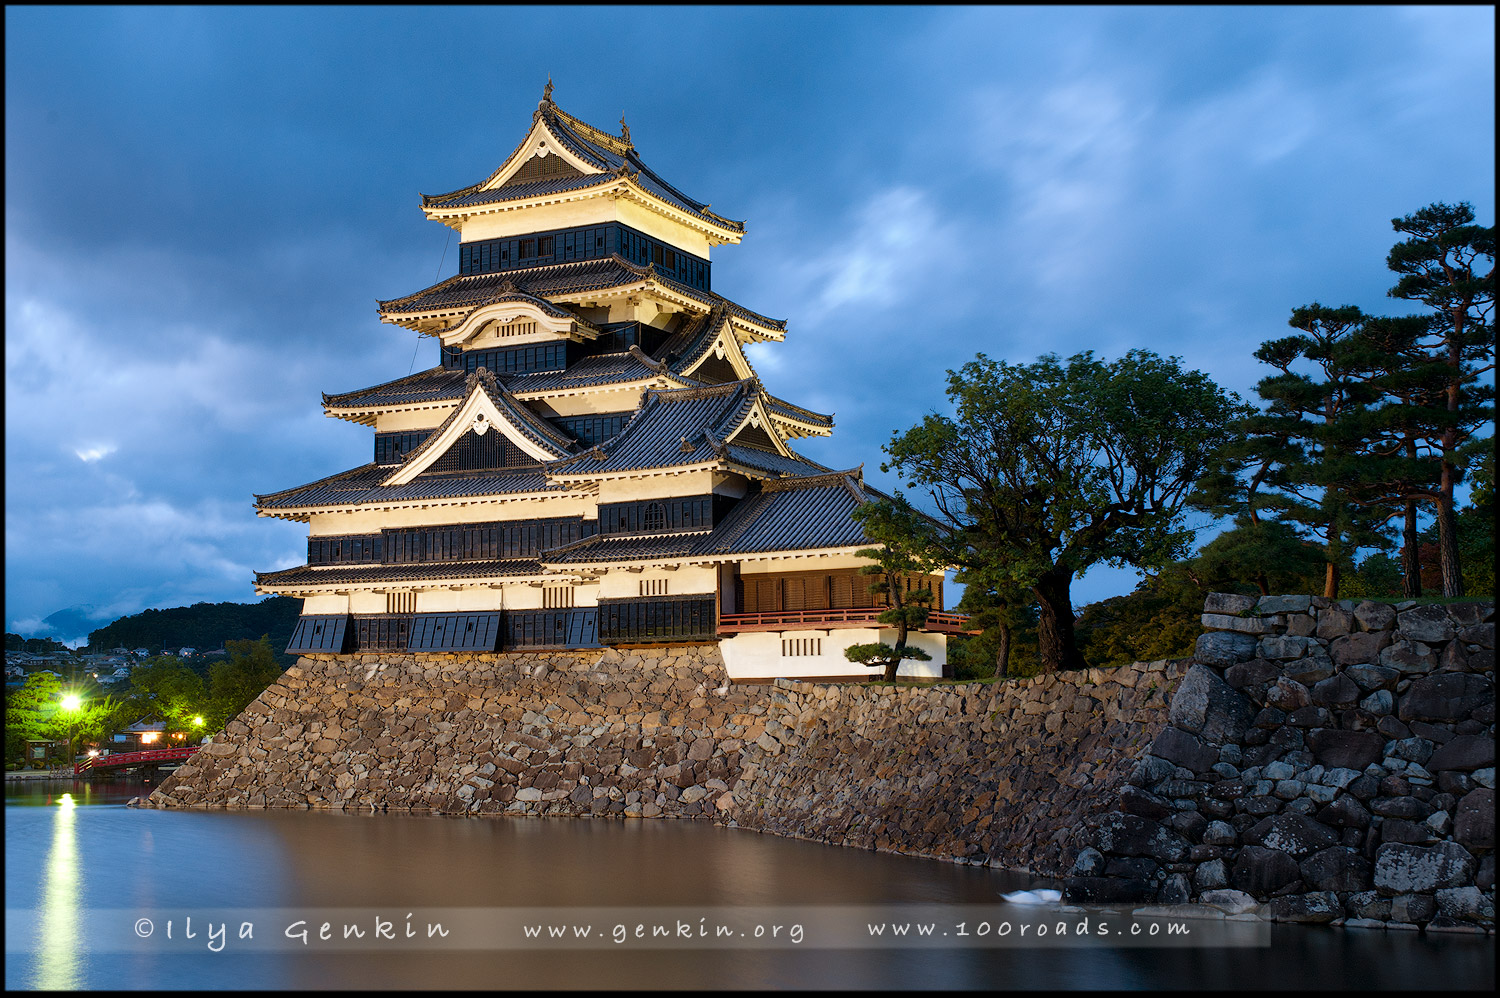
1001;889;1062;905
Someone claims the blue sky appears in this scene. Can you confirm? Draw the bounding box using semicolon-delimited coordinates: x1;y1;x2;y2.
5;6;1494;644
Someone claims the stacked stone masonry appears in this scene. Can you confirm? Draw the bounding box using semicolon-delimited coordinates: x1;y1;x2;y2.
1066;595;1495;935
144;648;1181;872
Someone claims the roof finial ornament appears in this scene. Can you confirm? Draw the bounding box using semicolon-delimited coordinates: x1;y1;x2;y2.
619;113;631;146
543;76;554;103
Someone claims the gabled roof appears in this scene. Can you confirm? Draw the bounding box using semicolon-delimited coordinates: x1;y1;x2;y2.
377;255;786;341
419;92;745;239
253;463;566;521
537;469;874;567
381;368;577;486
426;283;603;345
546;380;810;480
323;368;470;422
255;559;548;590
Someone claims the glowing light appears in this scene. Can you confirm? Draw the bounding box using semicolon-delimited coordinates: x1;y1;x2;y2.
60;694;81;712
192;716;204;727
35;793;81;989
140;731;159;745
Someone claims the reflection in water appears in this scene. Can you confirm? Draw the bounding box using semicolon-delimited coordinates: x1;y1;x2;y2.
34;793;80;990
4;784;1496;991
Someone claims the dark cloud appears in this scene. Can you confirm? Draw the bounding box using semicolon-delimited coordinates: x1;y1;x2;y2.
5;7;1494;636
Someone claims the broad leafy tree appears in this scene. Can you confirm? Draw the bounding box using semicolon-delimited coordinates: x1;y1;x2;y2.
206;636;285;730
883;350;1246;673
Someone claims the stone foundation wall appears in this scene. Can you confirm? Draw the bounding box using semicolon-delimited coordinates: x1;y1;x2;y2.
146;645;762;817
1067;596;1495;934
143;644;1180;875
731;661;1181;873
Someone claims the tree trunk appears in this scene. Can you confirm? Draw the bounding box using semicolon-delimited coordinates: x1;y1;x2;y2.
1401;499;1422;598
1436;496;1464;598
1323;560;1339;600
993;620;1011;679
885;588;907;682
1254;573;1270;597
1032;570;1084;672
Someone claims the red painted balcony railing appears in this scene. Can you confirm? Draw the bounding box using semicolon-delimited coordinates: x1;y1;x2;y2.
74;745;200;775
717;608;979;635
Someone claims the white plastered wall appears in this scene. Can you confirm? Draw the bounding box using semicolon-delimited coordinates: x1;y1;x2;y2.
719;628;946;680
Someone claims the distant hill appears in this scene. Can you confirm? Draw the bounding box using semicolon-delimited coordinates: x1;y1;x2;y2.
38;605;113;646
85;597;301;659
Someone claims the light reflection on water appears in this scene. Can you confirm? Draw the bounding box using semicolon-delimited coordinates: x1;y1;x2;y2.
34;793;79;990
5;779;1496;991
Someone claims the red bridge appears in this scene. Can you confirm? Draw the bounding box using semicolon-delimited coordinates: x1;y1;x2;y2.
75;745;199;775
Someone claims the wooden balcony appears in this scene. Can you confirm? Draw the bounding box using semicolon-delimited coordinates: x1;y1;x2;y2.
717;608;979;635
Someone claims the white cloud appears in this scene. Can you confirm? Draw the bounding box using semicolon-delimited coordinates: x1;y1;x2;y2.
74;443;117;462
803;186;958;319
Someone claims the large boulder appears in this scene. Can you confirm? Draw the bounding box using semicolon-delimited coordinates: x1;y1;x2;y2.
1306;729;1385;770
1426;735;1495;773
1195;631;1260;667
1150;727;1219;775
1231;846;1303;896
1169;664;1256;743
1454;789;1494;851
1373;842;1478;895
1299;846;1372;892
1398;673;1494;723
1093;812;1190;862
1244;813;1340;857
1397;604;1456;643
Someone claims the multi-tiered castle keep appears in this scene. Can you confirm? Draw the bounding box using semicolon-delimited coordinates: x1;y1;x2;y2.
254;86;970;679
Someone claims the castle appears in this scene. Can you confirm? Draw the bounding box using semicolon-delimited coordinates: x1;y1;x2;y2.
254;85;970;679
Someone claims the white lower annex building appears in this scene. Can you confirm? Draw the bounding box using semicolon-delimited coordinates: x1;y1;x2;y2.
254;86;972;680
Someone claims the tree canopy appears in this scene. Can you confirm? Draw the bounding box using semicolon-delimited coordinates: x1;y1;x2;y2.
882;349;1247;672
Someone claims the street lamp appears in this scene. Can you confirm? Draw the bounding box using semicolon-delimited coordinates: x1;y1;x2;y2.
59;693;82;767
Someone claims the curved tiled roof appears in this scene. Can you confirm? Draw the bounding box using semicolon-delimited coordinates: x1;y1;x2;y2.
534;469;873;567
256;559;546;588
254;462;564;515
324;368;469;411
377;255;786;334
421;98;745;235
548;381;754;477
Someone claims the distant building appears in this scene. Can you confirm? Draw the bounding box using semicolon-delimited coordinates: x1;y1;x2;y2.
252;86;969;680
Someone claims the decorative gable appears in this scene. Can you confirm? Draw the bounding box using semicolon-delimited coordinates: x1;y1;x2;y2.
382;371;574;486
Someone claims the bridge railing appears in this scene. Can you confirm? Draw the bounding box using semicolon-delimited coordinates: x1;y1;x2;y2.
75;745;199;775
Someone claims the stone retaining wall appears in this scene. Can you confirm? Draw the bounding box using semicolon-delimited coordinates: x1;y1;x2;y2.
142;644;1180;875
732;661;1181;872
146;645;761;818
1067;596;1495;934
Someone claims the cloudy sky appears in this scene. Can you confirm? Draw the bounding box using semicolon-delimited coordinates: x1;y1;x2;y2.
5;6;1494;643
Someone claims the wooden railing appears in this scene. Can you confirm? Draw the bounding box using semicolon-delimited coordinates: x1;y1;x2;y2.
717;609;979;635
74;745;199;775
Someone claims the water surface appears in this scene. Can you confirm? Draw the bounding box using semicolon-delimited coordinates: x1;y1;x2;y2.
5;778;1493;990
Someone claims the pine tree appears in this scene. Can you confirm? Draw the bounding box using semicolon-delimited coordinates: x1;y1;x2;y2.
1385;202;1495;596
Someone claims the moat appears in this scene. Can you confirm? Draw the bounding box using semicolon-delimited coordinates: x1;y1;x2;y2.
6;779;1493;991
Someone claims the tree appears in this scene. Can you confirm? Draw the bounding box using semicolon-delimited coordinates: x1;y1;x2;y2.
206;636;285;730
883;350;1246;673
843;496;940;681
124;655;207;734
1232;303;1393;598
1385;201;1495;596
1190;515;1326;597
5;673;64;765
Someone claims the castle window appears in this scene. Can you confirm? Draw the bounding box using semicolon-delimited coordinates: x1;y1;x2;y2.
642;502;666;531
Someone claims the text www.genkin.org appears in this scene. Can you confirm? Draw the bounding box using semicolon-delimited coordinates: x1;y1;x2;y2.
6;905;1269;953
